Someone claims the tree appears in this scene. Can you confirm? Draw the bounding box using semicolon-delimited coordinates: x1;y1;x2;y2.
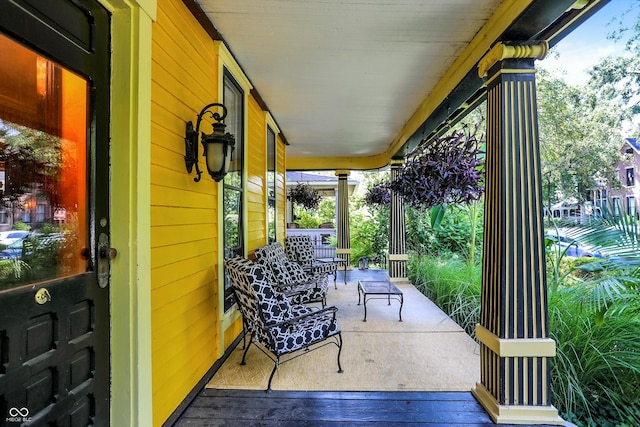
0;120;64;229
537;70;625;206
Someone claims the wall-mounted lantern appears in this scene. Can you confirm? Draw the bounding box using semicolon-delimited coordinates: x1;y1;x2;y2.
184;103;235;182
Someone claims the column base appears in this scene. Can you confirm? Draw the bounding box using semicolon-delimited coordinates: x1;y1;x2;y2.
471;383;565;425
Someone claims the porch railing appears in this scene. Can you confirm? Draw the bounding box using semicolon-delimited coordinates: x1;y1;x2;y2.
285;228;336;258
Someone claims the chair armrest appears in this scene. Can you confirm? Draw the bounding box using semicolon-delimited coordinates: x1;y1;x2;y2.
267;306;338;329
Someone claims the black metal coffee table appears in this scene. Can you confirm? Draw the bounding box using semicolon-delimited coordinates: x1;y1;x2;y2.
357;280;403;322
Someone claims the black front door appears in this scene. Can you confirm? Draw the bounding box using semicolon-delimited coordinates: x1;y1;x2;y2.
0;1;111;425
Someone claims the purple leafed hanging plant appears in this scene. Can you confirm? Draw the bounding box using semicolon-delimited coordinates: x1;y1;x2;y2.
388;127;485;209
364;181;391;208
287;183;322;210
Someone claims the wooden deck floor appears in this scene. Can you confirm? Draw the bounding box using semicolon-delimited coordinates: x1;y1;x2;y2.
174;389;567;426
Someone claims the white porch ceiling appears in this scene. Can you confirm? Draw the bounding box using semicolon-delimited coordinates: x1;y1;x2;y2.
196;0;503;163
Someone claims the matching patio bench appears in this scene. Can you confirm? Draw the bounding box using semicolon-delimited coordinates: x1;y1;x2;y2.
254;242;329;307
284;235;339;283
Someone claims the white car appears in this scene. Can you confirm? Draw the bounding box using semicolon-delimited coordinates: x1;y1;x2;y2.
0;230;29;246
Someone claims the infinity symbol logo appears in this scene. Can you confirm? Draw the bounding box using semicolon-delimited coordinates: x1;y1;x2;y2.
9;407;29;417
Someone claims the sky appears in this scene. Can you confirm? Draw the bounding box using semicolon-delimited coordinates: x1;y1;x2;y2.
539;0;638;85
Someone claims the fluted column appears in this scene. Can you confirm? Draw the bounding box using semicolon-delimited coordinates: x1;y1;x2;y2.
472;42;563;425
388;159;407;281
335;170;351;268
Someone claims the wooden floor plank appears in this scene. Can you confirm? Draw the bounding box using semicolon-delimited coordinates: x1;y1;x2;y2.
174;389;570;427
200;389;478;401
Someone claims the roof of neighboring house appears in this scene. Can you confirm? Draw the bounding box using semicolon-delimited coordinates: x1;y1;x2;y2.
286;171;359;197
287;171;337;183
624;137;639;152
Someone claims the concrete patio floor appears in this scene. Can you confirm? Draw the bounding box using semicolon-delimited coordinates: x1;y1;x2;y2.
207;268;481;392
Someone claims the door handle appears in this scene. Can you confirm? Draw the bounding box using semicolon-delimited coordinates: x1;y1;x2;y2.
97;233;117;288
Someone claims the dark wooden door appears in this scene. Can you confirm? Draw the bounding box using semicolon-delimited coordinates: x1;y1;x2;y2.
0;1;111;425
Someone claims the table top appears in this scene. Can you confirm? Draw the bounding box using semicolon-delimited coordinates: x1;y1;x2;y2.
317;257;348;263
358;280;403;295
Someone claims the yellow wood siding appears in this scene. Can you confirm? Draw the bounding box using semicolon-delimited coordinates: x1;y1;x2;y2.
247;95;267;252
150;0;221;424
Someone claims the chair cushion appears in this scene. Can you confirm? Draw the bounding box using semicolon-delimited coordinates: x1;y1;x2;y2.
285;235;316;265
267;260;292;284
247;264;293;324
270;312;340;353
255;242;289;264
284;260;309;283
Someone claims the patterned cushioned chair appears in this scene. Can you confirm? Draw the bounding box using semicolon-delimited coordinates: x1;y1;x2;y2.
254;242;329;307
284;235;338;283
225;256;343;390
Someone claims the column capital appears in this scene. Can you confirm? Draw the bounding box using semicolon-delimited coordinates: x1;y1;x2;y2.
478;41;549;78
389;158;405;166
335;170;350;177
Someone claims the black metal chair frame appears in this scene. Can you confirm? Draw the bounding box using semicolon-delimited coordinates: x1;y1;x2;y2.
239;306;343;391
226;256;343;391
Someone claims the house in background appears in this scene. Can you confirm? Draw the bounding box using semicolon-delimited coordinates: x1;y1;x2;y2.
547;138;639;225
0;0;618;426
607;138;640;217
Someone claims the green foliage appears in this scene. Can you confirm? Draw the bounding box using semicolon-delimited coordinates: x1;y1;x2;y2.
21;233;62;282
293;198;335;228
537;70;626;206
349;206;388;268
408;255;481;340
409;251;640;426
12;221;31;231
549;295;640;426
0;259;31;291
406;204;483;264
316;198;336;223
294;209;321;229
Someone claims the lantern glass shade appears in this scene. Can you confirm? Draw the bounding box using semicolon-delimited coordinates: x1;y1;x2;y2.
204;136;225;175
202;131;235;182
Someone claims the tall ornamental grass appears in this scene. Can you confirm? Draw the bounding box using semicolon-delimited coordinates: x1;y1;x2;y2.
408;255;481;340
409;254;640;426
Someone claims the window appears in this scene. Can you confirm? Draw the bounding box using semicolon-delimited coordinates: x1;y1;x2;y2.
626;167;634;187
35;203;45;223
267;126;276;243
0;33;88;285
628;196;637;217
613;197;621;216
223;70;244;312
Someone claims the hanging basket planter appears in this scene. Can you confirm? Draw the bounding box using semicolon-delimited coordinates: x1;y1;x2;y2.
287;183;322;210
363;181;391;208
388;127;485;209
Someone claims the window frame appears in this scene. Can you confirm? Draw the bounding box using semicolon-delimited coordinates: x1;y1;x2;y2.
625;167;634;187
222;68;245;313
627;196;636;217
267;125;276;243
